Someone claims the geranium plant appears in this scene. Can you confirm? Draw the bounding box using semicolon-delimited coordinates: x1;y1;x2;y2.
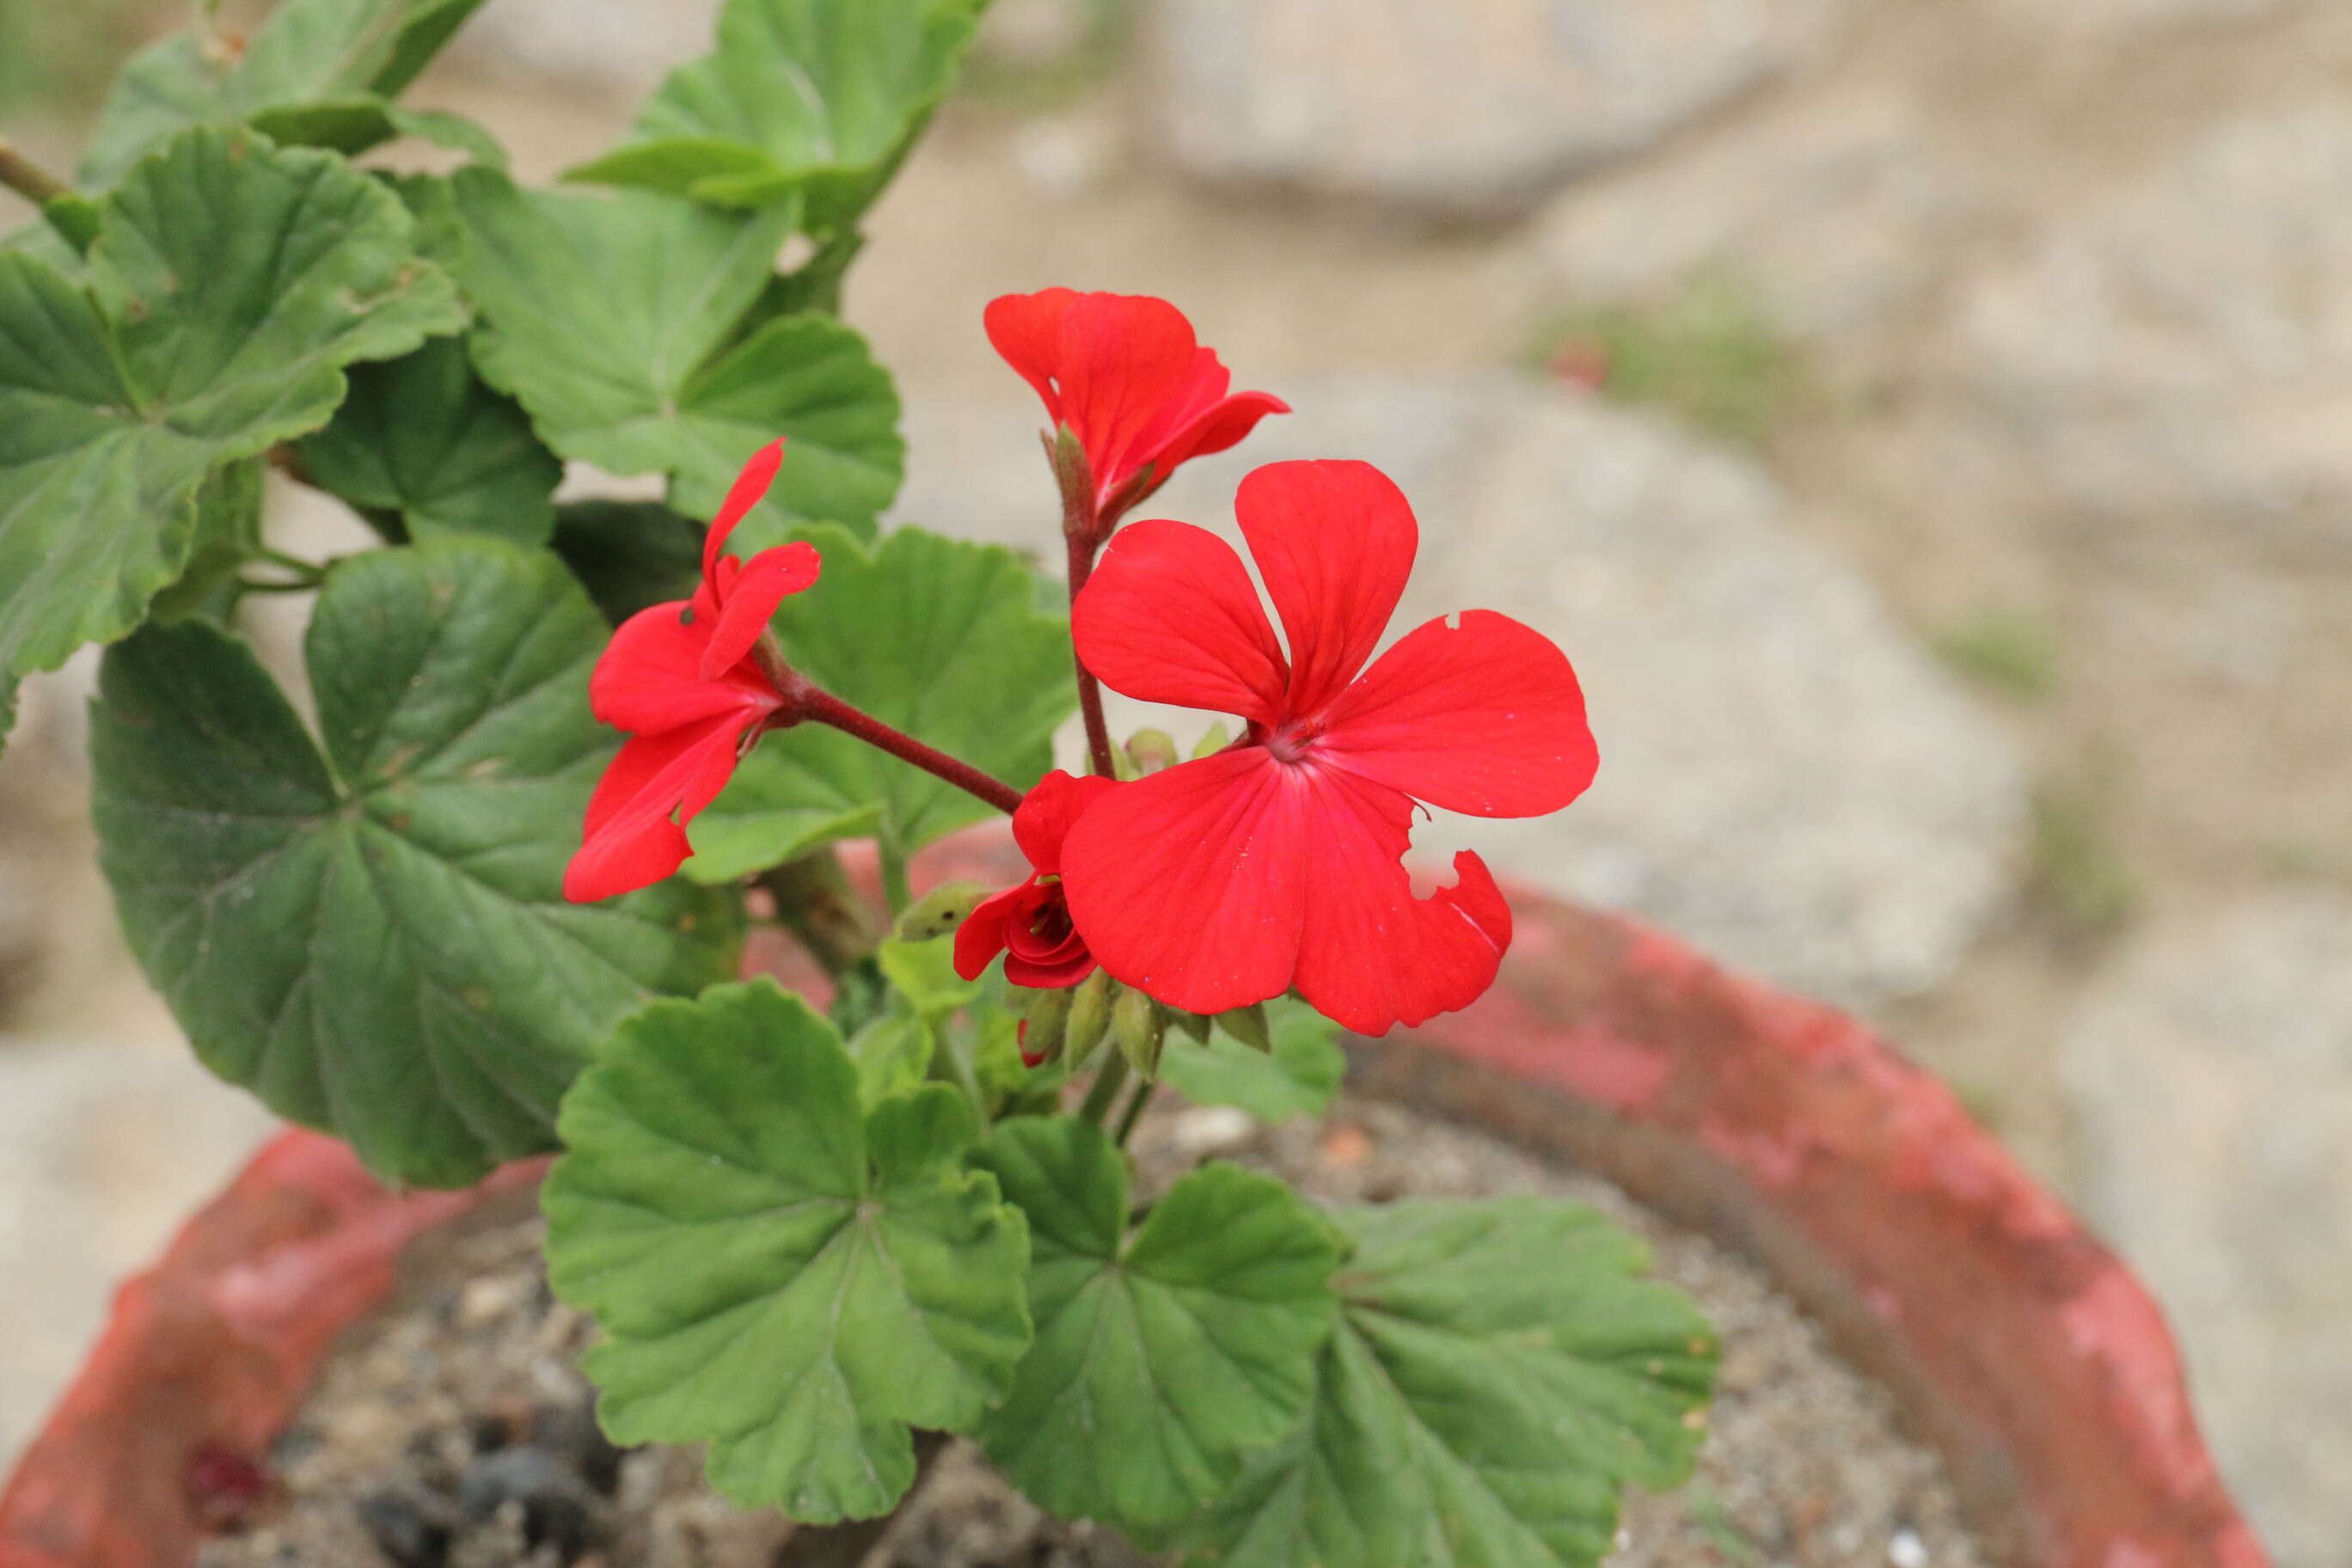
0;2;1718;1561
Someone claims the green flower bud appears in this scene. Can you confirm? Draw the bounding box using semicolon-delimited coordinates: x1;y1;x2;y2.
893;879;991;943
1217;1001;1273;1055
1065;970;1115;1069
1113;984;1167;1078
1190;721;1233;759
1124;729;1180;777
1021;984;1075;1069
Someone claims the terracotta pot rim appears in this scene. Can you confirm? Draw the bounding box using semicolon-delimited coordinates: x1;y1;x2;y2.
0;839;2264;1568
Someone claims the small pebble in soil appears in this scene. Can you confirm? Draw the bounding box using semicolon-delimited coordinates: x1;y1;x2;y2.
357;1488;453;1568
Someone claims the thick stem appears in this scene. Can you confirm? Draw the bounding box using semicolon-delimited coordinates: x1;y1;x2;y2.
756;852;885;977
793;683;1024;816
0;138;68;206
1076;1051;1130;1127
1066;530;1118;779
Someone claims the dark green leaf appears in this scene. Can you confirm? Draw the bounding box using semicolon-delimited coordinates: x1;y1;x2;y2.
81;0;493;184
975;1118;1344;1530
445;169;903;531
542;980;1031;1520
566;0;979;223
693;524;1073;866
145;460;266;623
89;537;740;1187
548;500;707;626
1167;1198;1718;1568
0;126;462;679
1161;999;1348;1124
297;336;561;545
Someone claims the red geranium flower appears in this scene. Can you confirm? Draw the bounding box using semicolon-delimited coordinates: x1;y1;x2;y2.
1059;460;1597;1035
954;769;1119;989
563;441;818;903
985;288;1289;535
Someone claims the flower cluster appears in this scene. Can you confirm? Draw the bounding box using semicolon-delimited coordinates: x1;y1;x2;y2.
569;290;1596;1038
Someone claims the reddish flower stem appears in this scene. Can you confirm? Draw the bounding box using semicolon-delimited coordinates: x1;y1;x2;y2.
788;681;1025;816
1066;530;1118;779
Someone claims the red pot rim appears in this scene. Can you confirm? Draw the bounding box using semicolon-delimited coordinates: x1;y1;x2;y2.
0;834;2264;1568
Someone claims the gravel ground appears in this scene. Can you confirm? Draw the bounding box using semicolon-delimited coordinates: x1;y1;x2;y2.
202;1092;1988;1568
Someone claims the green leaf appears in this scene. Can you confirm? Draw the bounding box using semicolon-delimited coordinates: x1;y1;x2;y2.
1161;999;1348;1124
444;169;903;531
0;126;461;679
542;980;1031;1521
81;0;493;185
566;0;980;223
695;524;1073;864
88;537;741;1187
678;731;883;881
848;1012;936;1106
296;336;562;545
1167;1198;1718;1568
877;934;980;1020
549;500;707;626
0;221;83;274
975;1118;1344;1530
145;459;266;624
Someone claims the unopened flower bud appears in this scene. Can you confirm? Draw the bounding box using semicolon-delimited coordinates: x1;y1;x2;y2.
1020;984;1075;1069
1190;721;1232;760
1217;1001;1272;1054
1064;970;1114;1069
1123;729;1179;777
894;880;991;943
1113;984;1166;1078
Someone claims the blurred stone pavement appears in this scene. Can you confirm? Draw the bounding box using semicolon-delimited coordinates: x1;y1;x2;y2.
4;0;2351;1559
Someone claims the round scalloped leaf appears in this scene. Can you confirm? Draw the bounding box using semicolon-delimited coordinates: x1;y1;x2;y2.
1165;1197;1719;1568
973;1118;1344;1530
566;0;979;222
297;336;561;545
542;981;1032;1521
88;536;740;1188
80;0;493;185
0;125;462;680
444;169;903;532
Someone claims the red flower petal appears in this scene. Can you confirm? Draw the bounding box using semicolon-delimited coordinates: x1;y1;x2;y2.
1074;519;1288;722
953;884;1025;981
564;716;747;902
983;288;1081;420
701;439;786;587
986;291;1206;491
698;542;821;681
1011;769;1120;875
1236;460;1418;716
1007;948;1097;989
1143;384;1291;481
1060;749;1308;1016
590;603;780;734
1283;767;1514;1033
1319;609;1598;818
